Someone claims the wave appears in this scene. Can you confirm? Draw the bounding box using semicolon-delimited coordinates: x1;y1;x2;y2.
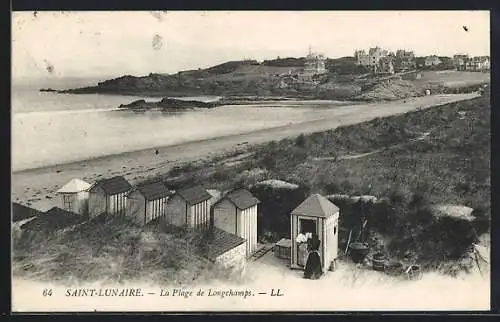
13;107;122;118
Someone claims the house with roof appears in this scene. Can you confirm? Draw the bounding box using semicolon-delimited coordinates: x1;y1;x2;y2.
213;188;260;257
198;227;247;276
12;202;43;222
453;54;469;71
290;193;340;273
126;181;173;226
425;55;442;67
88;176;132;218
166;185;212;229
377;56;395;75
56;178;91;215
20;207;86;232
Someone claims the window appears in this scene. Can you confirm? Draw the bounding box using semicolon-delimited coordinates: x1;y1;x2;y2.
299;218;316;235
63;194;72;211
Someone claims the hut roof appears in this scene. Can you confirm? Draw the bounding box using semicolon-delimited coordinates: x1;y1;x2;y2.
91;176;132;195
291;193;339;218
176;185;212;205
57;178;91;193
136;181;172;201
218;188;260;210
207;189;223;204
12;202;43;222
20;207;85;231
202;227;246;260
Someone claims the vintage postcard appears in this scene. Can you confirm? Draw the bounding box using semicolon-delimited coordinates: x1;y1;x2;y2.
11;10;491;312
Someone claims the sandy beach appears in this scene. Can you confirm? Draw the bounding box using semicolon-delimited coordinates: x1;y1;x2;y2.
12;93;479;212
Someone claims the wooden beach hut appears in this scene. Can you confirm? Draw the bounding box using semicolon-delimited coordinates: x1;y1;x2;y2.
201;227;247;276
56;178;91;216
166;185;212;229
88;176;132;218
126;181;173;226
213;188;260;257
290;193;340;273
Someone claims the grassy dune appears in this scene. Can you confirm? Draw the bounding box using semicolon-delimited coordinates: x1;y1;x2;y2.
162;90;490;274
12;216;234;286
13;89;490;283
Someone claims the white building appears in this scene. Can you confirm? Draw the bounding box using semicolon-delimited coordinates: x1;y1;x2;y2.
56;178;91;215
290;193;340;273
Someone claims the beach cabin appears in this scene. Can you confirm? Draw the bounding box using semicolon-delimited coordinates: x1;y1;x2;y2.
290;193;340;273
12;202;43;222
20;207;86;232
126;181;172;226
88;176;132;218
213;188;260;257
166;185;211;229
202;227;247;276
56;178;91;216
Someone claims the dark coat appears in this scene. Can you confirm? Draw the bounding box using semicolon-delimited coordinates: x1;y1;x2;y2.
304;237;322;279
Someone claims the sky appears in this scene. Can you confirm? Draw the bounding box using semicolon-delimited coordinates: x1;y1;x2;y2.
12;11;490;81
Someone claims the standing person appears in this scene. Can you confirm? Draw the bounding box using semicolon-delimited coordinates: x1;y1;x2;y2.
296;232;308;267
304;234;323;279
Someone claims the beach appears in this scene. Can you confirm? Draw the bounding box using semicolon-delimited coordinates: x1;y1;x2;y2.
12;93;479;212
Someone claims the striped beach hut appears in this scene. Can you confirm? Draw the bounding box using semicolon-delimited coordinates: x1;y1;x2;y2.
88;176;132;218
126;181;173;226
166;185;212;229
213;188;260;257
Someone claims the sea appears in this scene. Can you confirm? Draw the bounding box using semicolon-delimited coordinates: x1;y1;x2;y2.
12;78;349;172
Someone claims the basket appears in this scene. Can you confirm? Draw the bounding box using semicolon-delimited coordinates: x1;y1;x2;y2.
385;261;404;276
349;243;370;263
372;252;386;271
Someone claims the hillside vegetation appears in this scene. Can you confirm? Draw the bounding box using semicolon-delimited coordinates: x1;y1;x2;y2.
158;89;490;274
12;215;237;285
54;57;490;101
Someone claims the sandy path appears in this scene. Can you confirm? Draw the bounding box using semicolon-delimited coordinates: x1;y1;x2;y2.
12;93;478;212
12;250;490;311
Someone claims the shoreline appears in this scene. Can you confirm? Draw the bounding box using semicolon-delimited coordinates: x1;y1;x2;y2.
12;93;479;212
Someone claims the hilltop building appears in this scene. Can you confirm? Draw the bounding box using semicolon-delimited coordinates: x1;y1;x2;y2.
453;54;489;72
394;50;416;72
453;54;469;71
425;55;442;67
377;56;395;75
466;56;490;72
299;46;327;81
355;46;396;74
354;50;371;66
